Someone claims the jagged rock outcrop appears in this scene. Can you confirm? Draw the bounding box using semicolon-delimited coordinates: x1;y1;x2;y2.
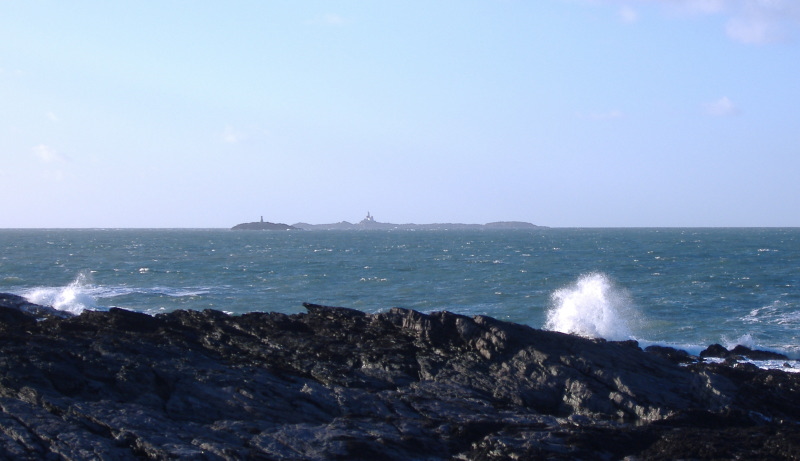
1;295;799;460
701;343;790;361
0;293;72;322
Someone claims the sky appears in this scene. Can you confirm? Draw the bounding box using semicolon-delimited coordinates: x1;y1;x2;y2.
1;0;799;228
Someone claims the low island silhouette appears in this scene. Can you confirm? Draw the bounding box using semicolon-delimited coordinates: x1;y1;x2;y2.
232;212;543;231
231;216;300;231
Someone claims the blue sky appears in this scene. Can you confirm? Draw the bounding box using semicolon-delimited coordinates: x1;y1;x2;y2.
2;0;799;227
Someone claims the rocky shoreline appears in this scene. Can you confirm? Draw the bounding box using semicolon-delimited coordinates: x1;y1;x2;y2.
1;293;799;460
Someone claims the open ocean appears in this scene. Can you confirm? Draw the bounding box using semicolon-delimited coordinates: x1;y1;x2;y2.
2;228;799;365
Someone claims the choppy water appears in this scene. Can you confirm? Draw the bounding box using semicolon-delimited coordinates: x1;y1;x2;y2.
2;228;799;361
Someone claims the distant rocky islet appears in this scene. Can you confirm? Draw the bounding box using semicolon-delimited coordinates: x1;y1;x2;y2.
232;212;543;231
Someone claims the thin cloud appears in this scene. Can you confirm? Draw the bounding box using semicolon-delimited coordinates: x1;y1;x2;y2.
307;13;349;27
32;145;69;182
687;0;799;44
726;17;773;44
593;0;800;44
222;125;244;144
42;169;66;182
32;144;67;163
618;6;639;23
704;96;738;116
0;67;17;75
46;111;59;122
673;0;725;15
722;1;797;44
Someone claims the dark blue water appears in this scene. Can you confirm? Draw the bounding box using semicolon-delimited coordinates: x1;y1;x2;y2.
1;228;798;359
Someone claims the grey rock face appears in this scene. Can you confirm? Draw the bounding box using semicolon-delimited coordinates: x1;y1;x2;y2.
1;296;799;460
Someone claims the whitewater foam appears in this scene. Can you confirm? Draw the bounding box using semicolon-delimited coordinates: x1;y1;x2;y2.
23;272;98;315
742;300;800;326
20;273;214;315
544;272;639;341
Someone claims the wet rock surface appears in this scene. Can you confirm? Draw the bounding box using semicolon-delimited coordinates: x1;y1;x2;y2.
700;343;790;361
1;295;799;460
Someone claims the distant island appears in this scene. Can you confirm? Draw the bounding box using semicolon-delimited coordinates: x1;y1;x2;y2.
231;217;300;231
232;213;542;231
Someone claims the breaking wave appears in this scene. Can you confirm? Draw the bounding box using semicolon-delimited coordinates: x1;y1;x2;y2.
544;272;639;341
23;272;99;315
21;272;212;315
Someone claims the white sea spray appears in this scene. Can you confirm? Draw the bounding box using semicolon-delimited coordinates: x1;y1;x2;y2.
24;272;98;314
544;272;639;341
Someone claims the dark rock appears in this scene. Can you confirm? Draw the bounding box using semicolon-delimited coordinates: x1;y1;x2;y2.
700;343;789;361
731;345;789;361
0;293;73;322
1;294;800;460
645;345;697;364
700;343;730;358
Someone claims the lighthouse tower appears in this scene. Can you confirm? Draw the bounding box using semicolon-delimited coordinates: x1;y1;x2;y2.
360;212;376;225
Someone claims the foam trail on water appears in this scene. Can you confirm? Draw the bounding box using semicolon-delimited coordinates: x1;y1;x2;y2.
544;272;637;341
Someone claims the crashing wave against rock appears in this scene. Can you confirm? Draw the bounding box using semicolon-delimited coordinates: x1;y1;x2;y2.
1;295;799;460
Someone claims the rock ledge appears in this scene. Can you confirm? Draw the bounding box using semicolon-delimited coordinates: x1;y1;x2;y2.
1;296;799;460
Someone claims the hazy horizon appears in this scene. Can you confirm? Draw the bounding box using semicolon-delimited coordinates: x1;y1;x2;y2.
3;1;799;228
3;219;800;230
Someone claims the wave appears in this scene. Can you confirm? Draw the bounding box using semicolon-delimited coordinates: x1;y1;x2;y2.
20;272;212;315
742;300;800;326
542;273;800;368
544;272;639;341
23;272;99;315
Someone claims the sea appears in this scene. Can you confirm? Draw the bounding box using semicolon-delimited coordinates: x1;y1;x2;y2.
2;228;799;369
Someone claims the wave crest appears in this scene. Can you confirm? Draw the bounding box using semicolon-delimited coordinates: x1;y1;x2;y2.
24;272;98;315
544;272;638;341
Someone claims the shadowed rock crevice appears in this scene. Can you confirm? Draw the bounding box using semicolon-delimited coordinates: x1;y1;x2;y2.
1;295;799;460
